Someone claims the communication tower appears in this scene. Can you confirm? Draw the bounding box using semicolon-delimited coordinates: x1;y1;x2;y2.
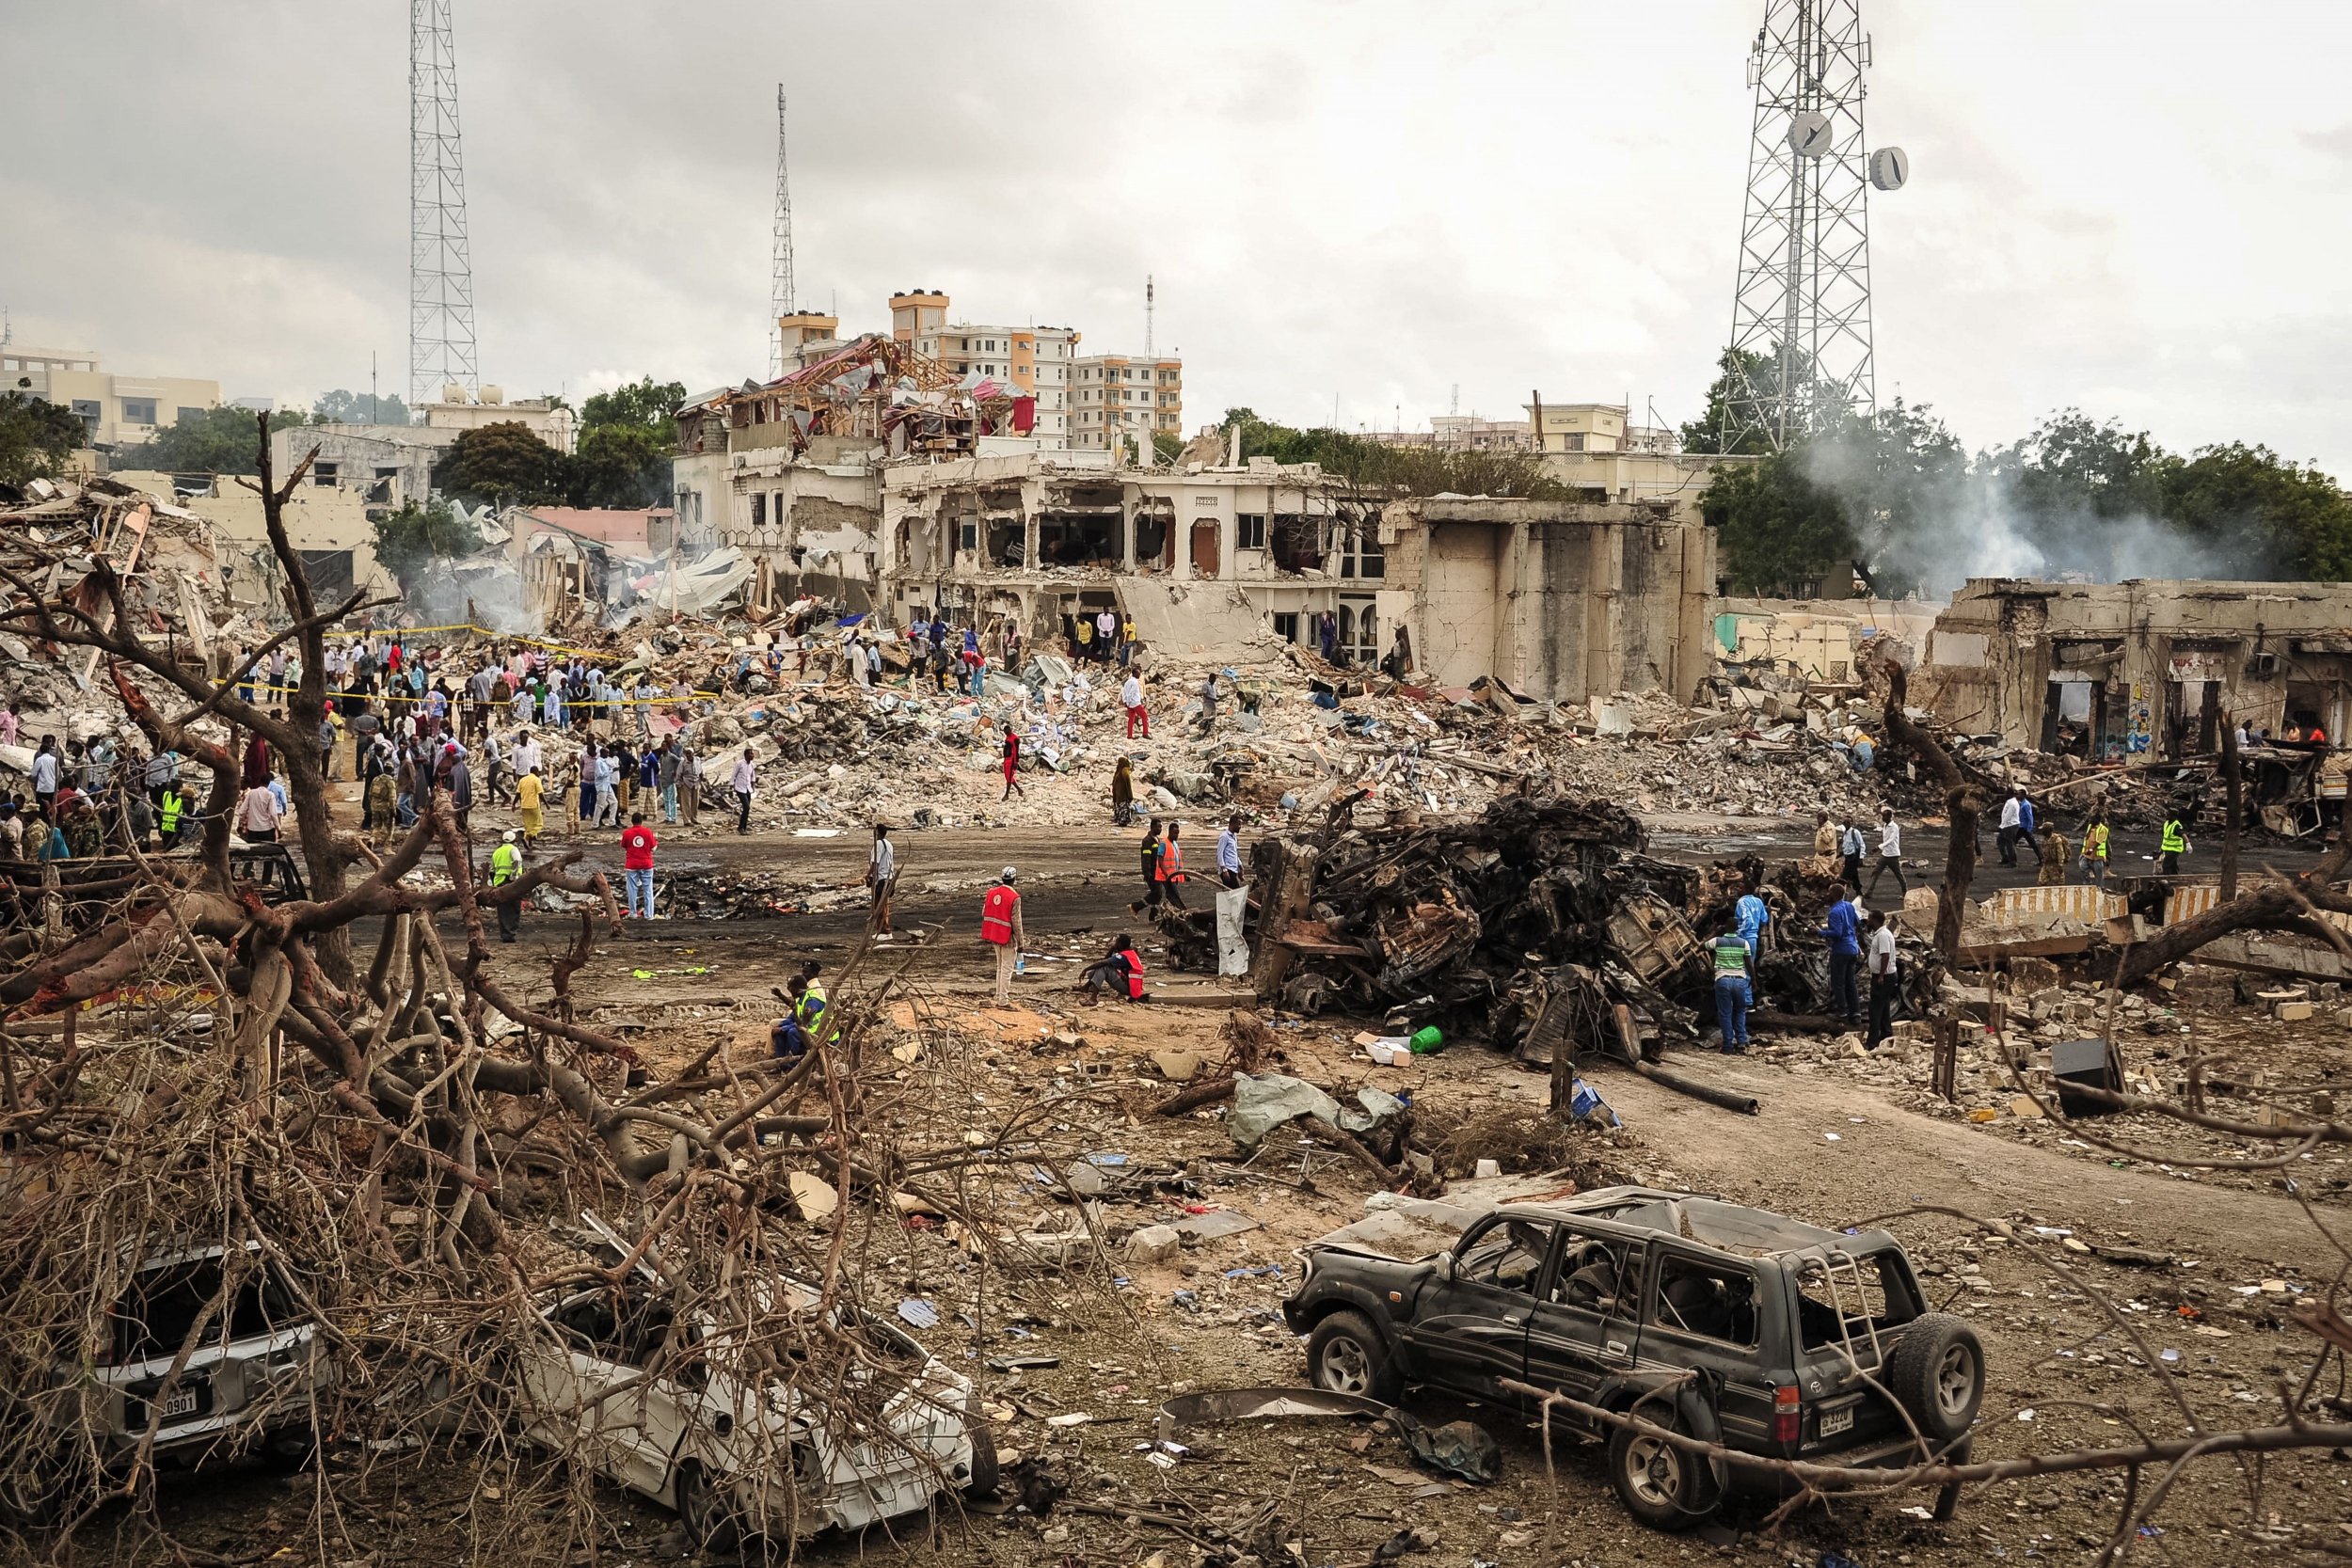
770;87;795;379
1721;0;1906;451
409;0;479;407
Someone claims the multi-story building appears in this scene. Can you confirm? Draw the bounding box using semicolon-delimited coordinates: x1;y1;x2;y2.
1070;354;1183;455
888;292;1080;450
268;422;463;515
0;344;220;449
1523;400;1745;519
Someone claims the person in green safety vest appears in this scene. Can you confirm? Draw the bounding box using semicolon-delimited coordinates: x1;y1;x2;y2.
158;784;186;847
2159;813;2190;876
491;829;523;942
1710;918;1755;1054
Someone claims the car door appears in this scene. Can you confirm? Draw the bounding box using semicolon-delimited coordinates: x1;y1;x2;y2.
1636;1246;1776;1449
1405;1214;1555;1399
1522;1227;1645;1421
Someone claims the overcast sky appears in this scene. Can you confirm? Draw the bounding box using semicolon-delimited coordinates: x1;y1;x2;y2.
8;1;2352;470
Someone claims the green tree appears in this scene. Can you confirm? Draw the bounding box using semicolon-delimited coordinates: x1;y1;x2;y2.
1678;347;1780;455
1987;409;2167;521
433;420;567;508
1151;430;1184;465
0;392;87;485
1702;449;1854;594
580;376;687;436
568;422;670;509
123;405;306;474
2160;443;2352;579
312;388;411;425
370;499;485;589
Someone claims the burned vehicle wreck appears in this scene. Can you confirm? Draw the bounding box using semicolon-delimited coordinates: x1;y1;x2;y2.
1281;1188;1982;1530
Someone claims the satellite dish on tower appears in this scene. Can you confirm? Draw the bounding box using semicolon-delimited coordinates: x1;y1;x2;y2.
1868;146;1910;191
1788;110;1834;159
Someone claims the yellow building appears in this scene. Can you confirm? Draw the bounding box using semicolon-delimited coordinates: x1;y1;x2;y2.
1;344;221;449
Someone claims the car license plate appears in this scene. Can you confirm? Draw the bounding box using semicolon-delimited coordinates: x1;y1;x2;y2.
159;1386;200;1419
1819;1404;1854;1437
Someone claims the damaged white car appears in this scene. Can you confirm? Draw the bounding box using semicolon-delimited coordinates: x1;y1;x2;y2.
512;1215;995;1547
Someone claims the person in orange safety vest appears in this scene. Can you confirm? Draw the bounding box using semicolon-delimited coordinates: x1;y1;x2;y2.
1153;820;1188;911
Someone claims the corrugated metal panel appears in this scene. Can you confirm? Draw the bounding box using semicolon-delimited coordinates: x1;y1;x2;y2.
1986;885;2126;923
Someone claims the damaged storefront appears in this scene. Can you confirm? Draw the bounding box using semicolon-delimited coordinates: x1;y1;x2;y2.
1918;578;2352;761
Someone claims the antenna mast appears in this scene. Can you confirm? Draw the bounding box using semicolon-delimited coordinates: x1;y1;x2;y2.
770;86;795;379
1722;0;1900;452
1144;275;1154;360
409;0;478;408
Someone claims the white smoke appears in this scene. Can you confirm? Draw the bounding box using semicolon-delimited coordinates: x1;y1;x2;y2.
1800;430;2270;595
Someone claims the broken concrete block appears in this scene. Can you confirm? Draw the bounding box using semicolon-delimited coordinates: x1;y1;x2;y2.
1152;1049;1203;1082
2274;1000;2314;1022
1127;1224;1182;1264
2010;1095;2045;1118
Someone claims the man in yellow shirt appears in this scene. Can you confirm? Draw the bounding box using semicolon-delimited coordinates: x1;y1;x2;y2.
516;765;545;847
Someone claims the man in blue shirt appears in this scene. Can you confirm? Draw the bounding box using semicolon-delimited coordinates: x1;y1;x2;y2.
1735;886;1771;956
2015;790;2042;866
1216;813;1244;888
1821;891;1862;1024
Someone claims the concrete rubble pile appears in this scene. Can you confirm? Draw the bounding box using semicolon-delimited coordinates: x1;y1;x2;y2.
0;474;244;778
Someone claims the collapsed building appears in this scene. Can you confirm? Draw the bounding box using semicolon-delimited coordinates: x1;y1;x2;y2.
1917;578;2352;759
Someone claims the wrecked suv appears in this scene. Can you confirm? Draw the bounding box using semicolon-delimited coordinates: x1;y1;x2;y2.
1281;1187;1981;1529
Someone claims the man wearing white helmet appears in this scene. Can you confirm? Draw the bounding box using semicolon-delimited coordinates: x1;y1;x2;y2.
980;865;1025;1006
491;829;523;942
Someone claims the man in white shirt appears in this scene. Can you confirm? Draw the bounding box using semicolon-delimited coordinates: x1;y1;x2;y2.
237;782;283;843
1865;910;1899;1049
1996;788;2024;866
866;824;898;938
1866;807;1906;899
1838;816;1867;893
1094;609;1118;662
731;747;756;834
1121;671;1148;739
513;731;542;781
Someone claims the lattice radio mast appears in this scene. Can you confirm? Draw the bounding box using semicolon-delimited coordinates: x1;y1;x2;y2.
409;0;478;409
1144;275;1155;360
770;87;795;379
1721;0;1906;452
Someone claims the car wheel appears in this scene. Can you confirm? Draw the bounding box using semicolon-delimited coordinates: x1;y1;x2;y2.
1306;1310;1401;1403
1607;1408;1711;1531
1884;1313;1985;1443
675;1462;740;1553
960;1418;1001;1500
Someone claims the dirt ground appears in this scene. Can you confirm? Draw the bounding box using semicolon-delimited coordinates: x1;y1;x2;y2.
45;814;2351;1568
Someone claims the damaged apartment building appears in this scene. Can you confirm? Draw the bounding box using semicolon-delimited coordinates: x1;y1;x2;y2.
1919;578;2352;759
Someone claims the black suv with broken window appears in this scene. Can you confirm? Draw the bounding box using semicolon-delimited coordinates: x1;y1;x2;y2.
1281;1187;1981;1530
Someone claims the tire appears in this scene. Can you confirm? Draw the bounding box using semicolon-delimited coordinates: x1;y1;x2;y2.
961;1418;1001;1500
675;1462;740;1553
1306;1310;1402;1404
1607;1409;1712;1532
1883;1314;1985;1443
255;1427;318;1474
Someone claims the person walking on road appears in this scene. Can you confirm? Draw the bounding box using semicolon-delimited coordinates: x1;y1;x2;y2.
621;812;658;924
2159;809;2190;875
1996;788;2024;866
732;747;756;834
1710;917;1754;1053
2081;811;2110;887
1216;813;1244;889
866;823;897;939
2015;789;2042;864
981;866;1025;1006
1821;888;1862;1026
1839;816;1866;893
2038;821;2073;885
491;829;523;942
1000;723;1025;800
1154;820;1189;910
1121;670;1149;739
1141;818;1165;909
1865;910;1899;1050
1866;807;1907;900
517;764;545;847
